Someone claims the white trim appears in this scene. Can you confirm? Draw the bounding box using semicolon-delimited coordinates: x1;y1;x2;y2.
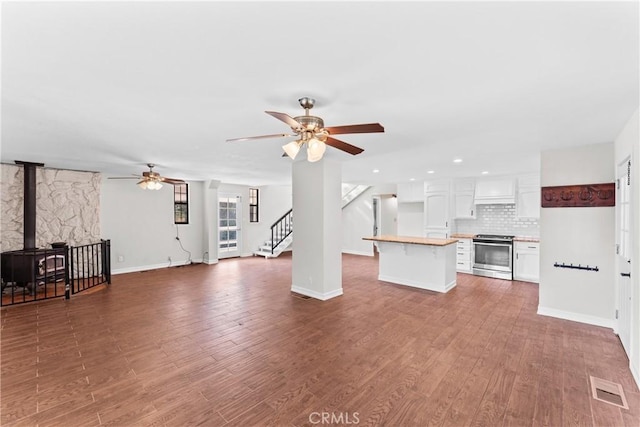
112;258;204;275
630;360;640;390
342;249;374;257
537;305;614;329
378;274;456;293
291;285;343;301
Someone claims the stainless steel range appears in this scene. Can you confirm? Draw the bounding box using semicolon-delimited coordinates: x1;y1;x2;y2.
472;234;514;280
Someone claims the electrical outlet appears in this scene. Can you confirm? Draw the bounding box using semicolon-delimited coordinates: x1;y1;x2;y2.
117;255;124;262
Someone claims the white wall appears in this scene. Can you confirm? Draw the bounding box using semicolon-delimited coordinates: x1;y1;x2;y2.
538;142;615;327
342;184;396;256
101;179;204;273
216;183;291;257
614;109;640;387
380;195;398;235
397;202;424;236
244;185;292;256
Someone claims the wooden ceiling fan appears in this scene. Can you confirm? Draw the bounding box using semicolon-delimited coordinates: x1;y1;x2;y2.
108;163;185;190
227;97;385;162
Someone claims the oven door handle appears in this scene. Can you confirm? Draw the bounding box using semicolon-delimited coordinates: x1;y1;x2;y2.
473;241;511;247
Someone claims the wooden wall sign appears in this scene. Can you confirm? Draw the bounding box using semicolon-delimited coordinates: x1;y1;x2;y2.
541;183;615;208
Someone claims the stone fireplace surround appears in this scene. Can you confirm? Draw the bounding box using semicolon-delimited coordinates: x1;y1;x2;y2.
1;163;101;252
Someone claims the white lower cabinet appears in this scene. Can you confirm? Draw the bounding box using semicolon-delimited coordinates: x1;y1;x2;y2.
514;241;540;283
455;238;473;273
425;228;450;239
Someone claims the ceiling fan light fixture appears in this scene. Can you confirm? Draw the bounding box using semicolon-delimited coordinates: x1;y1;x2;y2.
307;138;326;162
150;181;163;190
138;181;148;190
282;140;302;159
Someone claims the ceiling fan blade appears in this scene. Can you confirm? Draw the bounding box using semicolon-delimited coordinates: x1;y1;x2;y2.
161;177;186;184
227;133;293;143
265;111;301;129
325;136;364;155
325;123;385;135
108;176;142;180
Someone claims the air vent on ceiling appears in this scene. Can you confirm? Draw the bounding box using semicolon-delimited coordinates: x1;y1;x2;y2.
590;376;629;409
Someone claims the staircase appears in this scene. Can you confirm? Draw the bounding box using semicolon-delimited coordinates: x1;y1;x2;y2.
341;184;370;208
254;209;293;258
254;184;371;258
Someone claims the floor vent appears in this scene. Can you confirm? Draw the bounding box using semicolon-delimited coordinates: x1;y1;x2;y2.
291;292;312;300
590;376;629;409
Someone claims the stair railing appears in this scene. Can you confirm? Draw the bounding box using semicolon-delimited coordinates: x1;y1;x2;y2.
271;209;293;254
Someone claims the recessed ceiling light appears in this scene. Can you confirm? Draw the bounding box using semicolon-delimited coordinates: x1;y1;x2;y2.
453;158;463;163
481;171;489;175
409;178;415;181
373;169;380;173
427;170;435;174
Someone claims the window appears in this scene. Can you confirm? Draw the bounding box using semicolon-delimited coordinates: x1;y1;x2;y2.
249;188;259;223
174;183;189;224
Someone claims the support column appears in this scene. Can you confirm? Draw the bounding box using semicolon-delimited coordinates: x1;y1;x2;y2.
291;158;343;300
203;179;221;265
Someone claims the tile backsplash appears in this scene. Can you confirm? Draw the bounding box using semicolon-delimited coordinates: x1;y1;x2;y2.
455;204;539;237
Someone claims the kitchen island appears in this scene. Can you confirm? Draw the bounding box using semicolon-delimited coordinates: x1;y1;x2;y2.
362;235;458;293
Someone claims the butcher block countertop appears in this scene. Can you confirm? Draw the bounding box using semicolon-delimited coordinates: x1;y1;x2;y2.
363;235;458;246
450;233;476;239
513;236;540;242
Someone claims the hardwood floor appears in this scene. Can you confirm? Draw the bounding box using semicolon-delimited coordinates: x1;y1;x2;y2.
1;253;638;426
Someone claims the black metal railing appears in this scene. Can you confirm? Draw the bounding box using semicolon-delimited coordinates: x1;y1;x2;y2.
271;209;293;254
0;240;111;307
68;240;111;296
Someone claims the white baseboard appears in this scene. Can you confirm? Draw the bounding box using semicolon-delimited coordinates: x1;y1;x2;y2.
112;258;204;275
342;249;374;257
291;285;343;301
631;361;640;391
537;305;614;329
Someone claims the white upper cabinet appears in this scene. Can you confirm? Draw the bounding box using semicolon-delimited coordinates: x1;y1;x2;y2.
516;174;540;218
474;178;516;204
425;192;449;229
424;180;451;231
397;181;424;203
452;179;476;219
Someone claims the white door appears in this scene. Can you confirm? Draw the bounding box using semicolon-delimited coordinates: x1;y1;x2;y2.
218;194;242;259
616;158;632;357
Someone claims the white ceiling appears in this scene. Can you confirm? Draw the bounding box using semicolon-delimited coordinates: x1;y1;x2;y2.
2;1;638;186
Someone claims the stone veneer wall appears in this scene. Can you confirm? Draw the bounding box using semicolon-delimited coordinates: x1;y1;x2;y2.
455;204;539;236
1;164;101;252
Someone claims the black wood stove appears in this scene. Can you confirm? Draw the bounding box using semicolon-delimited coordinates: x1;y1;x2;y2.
1;161;67;292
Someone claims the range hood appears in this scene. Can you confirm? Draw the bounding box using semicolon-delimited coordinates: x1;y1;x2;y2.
474;178;516;205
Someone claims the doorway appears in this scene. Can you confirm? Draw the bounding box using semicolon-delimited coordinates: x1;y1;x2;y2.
218;194;242;259
372;194;398;238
